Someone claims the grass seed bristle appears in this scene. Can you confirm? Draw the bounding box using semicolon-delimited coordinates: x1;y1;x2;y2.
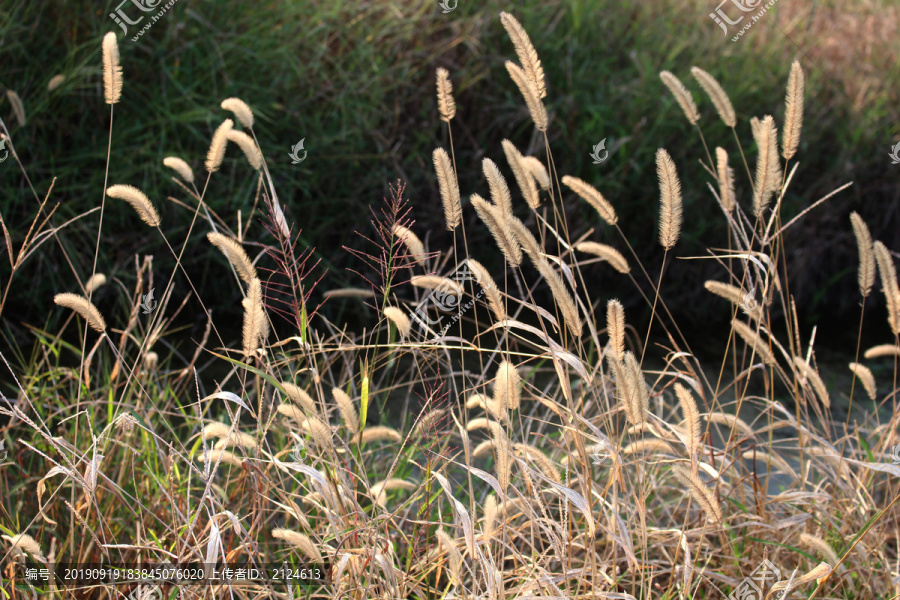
106;184;161;227
54;293;107;332
574;242;630;273
435;67;456;122
659;71;699;125
101;32;123;104
690;66;735;127
561;175;617;226
220;97;254;128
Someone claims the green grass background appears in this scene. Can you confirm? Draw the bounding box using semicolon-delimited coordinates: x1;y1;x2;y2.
1;0;897;349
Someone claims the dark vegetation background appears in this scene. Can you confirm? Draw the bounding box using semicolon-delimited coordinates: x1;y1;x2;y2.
1;0;898;359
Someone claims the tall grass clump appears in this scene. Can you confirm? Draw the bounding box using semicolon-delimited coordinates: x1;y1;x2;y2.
0;15;896;600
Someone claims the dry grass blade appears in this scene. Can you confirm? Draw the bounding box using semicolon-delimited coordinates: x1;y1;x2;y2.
690;66;735;127
874;241;900;335
332;387;359;436
770;563;832;596
848;362;876;400
499;12;546;98
715;147;735;212
206;119;234;173
101;32;122;105
502;139;540;210
241;278;267;356
465;259;506;322
433;148;461;230
207;232;257;285
656;148;683;249
674;383;701;456
106;184;160;227
659;71;699;125
792;356;831;409
435;67;456;122
672;465;723;524
606;299;626;361
225;130;262;170
520;156;550;190
752;115;781;217
6;91;25;126
163;157;195;184
781;61;804;160
574;242;630;273
850;212;875;298
383;306;411;338
731;319;774;365
561;175;617;226
220;97;254;128
505;61;548;132
482;158;514;217
392;223;427;267
54;293;107;332
471;194;523;267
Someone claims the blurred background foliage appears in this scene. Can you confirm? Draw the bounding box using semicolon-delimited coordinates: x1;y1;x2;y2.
0;0;898;353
